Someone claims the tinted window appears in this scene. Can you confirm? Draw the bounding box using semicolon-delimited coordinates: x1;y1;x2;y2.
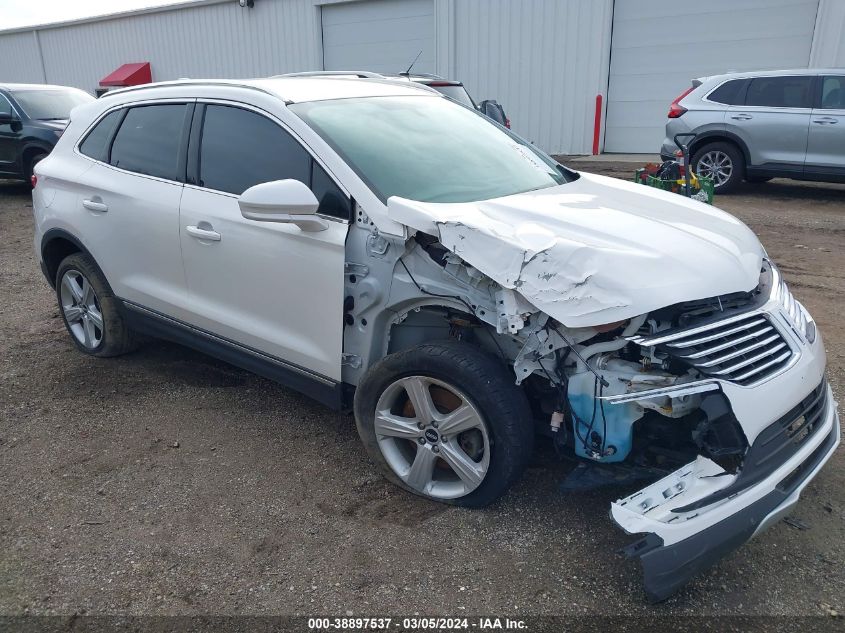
199;105;310;195
707;79;746;105
11;89;93;120
821;76;845;110
110;104;187;180
430;84;475;107
79;110;123;162
746;76;812;108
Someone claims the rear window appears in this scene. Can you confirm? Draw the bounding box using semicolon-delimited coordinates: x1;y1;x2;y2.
110;104;187;180
746;76;812;108
707;79;746;105
79;110;123;162
429;84;475;108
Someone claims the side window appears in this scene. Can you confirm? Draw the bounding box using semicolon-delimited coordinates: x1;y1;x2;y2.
110;104;187;180
746;76;812;108
198;105;310;195
79;110;123;162
820;76;845;110
707;79;746;106
312;161;352;219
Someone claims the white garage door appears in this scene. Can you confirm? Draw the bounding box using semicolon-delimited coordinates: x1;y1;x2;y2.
604;0;820;153
322;0;435;75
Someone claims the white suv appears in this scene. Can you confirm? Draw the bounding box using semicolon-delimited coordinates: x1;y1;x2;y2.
32;77;839;602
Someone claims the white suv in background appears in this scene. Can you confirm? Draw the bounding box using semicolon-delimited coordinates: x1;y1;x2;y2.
32;76;839;602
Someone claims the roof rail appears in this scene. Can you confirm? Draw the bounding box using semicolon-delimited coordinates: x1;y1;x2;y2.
274;71;386;79
397;72;444;80
101;79;280;100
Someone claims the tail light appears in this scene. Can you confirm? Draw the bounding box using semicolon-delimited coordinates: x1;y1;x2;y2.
30;175;37;187
668;86;694;118
505;117;511;129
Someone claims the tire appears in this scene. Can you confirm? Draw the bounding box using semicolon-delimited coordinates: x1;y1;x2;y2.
56;253;137;357
691;141;745;194
354;341;534;507
25;152;47;186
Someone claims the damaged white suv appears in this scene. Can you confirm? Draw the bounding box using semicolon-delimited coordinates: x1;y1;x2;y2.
33;77;839;601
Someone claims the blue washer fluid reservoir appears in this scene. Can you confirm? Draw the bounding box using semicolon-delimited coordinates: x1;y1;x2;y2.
568;369;645;463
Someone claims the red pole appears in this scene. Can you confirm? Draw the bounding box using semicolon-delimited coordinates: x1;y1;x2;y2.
592;94;603;155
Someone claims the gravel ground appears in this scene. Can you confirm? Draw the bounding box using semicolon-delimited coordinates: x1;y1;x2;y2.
1;169;843;617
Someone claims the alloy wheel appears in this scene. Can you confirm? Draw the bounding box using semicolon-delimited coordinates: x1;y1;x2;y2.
374;376;490;499
695;150;733;186
60;269;104;349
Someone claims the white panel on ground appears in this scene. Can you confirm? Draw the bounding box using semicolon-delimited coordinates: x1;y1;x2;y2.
605;0;820;153
321;0;435;75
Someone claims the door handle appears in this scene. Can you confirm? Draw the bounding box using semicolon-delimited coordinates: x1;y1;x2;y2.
730;114;753;120
82;198;108;212
812;117;838;124
186;224;221;241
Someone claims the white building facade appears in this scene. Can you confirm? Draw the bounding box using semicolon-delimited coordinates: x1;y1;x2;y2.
1;0;844;154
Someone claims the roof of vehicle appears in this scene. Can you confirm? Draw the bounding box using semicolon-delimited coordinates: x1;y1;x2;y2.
386;73;463;85
0;83;90;92
696;68;845;83
102;76;440;104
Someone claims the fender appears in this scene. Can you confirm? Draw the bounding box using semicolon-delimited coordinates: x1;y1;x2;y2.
40;228;101;289
688;130;751;165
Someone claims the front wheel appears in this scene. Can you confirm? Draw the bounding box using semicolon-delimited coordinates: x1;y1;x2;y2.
692;142;745;193
354;341;534;507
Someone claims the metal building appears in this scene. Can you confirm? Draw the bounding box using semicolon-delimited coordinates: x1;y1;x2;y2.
1;0;844;154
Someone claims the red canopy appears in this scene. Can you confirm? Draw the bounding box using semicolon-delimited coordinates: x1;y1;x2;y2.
99;62;152;87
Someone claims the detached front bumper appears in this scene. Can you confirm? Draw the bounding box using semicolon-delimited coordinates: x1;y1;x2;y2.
619;392;839;602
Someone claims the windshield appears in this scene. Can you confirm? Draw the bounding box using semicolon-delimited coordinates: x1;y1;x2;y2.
12;89;93;120
429;84;475;107
290;96;570;204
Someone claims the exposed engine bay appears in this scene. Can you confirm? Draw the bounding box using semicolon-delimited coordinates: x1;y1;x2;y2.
400;232;762;484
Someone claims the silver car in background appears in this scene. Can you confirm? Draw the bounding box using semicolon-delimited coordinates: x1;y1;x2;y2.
661;68;845;192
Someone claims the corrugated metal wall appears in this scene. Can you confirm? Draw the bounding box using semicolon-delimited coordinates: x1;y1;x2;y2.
810;0;845;67
1;0;322;91
451;0;613;154
0;30;45;82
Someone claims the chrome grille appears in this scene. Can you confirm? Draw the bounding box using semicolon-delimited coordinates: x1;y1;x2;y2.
634;313;794;386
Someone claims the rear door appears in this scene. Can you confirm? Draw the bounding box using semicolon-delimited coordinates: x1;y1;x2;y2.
178;102;349;381
72;102;192;318
805;75;845;177
726;75;813;173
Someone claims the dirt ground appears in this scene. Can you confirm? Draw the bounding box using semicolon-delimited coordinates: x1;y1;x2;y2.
1;166;844;618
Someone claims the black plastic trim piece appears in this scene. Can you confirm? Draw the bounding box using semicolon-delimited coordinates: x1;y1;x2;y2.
119;300;344;410
626;421;838;603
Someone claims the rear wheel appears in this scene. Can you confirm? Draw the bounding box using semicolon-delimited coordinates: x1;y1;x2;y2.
354;341;534;507
56;253;137;357
692;142;744;193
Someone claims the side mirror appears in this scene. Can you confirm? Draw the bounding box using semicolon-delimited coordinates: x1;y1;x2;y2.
0;112;15;126
238;179;327;232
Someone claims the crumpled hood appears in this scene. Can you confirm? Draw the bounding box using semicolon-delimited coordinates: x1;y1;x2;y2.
387;171;764;328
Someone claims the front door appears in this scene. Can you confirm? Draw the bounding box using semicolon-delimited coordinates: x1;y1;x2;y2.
178;103;348;381
806;75;845;177
0;94;21;176
726;75;813;174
